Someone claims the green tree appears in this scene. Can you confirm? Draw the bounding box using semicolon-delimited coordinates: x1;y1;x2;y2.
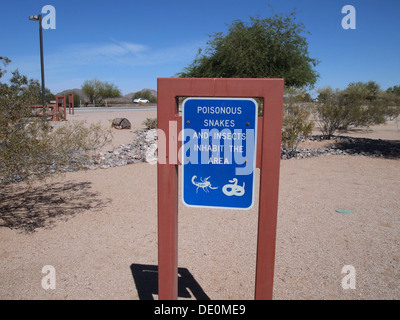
81;78;121;105
386;85;400;96
132;89;157;103
178;12;319;88
0;58;111;185
31;85;55;104
0;56;10;77
44;88;55;104
63;91;82;107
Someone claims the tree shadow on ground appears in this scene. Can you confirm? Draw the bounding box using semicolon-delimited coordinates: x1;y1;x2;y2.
130;263;210;300
334;136;400;159
0;181;112;233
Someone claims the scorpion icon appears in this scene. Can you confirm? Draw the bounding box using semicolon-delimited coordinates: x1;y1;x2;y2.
191;175;218;193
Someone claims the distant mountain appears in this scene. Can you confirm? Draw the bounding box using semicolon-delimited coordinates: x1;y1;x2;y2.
123;88;157;101
123;92;135;100
57;88;88;100
138;88;157;97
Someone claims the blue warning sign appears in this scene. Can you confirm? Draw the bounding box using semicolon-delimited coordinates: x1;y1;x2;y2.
182;97;258;210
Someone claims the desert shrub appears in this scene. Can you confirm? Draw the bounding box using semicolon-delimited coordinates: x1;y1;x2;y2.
381;88;400;120
314;87;345;138
142;117;157;129
282;104;314;154
0;58;112;185
315;82;397;138
281;88;314;154
0;118;112;184
339;81;384;130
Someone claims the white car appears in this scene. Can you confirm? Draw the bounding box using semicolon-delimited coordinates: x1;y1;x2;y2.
133;98;150;103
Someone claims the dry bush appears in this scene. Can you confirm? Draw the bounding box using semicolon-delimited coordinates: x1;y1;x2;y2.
0;57;112;185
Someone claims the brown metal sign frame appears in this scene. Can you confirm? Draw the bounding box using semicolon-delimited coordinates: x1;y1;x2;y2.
157;77;284;300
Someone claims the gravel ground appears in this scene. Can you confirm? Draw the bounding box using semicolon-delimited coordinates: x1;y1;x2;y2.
0;112;399;300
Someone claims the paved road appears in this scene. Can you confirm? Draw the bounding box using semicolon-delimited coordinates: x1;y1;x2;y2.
72;105;157;114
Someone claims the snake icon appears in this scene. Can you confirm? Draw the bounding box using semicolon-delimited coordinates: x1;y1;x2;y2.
222;178;245;197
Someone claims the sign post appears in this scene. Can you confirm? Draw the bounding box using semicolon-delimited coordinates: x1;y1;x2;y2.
68;93;74;115
157;78;283;300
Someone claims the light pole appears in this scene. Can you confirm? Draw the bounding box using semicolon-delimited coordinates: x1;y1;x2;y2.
29;14;46;108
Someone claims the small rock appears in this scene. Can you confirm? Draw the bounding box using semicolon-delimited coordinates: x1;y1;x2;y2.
111;118;131;130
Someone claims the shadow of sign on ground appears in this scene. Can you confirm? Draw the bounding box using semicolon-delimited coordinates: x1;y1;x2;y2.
130;263;210;300
0;181;112;233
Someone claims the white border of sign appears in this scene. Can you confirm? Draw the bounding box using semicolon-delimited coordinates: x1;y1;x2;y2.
181;97;258;210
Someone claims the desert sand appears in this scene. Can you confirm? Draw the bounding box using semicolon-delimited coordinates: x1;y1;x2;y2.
0;109;399;300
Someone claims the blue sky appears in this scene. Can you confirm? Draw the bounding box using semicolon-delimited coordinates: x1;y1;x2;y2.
1;0;399;96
